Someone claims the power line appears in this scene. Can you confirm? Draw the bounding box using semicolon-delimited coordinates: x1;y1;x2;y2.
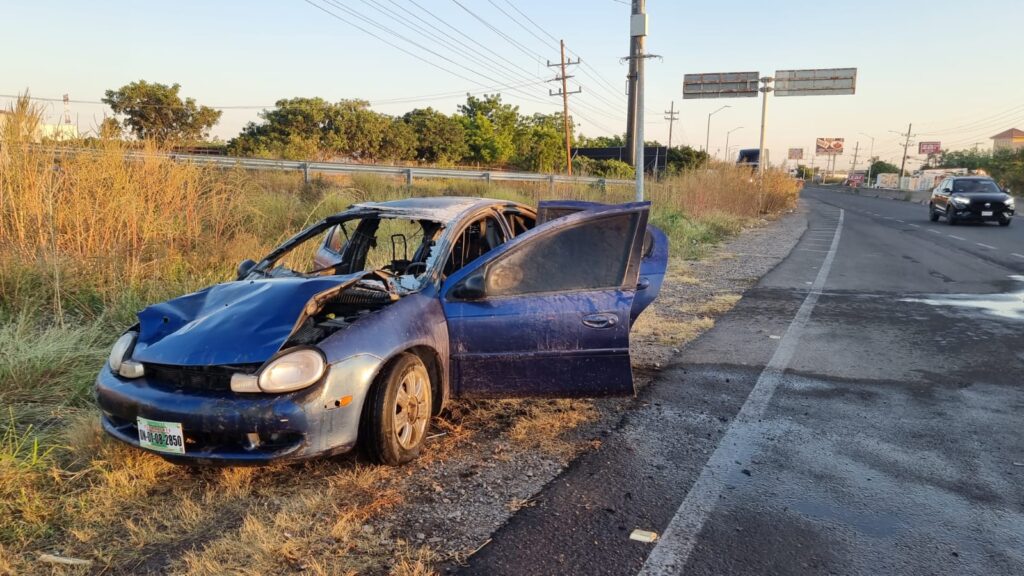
449;0;546;64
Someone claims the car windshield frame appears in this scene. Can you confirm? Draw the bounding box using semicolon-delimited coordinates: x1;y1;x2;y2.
952;179;1001;195
248;210;446;288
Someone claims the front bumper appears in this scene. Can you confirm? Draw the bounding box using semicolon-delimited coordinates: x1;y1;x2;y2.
95;358;379;464
949;207;1013;221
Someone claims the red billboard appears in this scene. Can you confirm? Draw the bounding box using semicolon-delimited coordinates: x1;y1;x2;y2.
919;141;942;155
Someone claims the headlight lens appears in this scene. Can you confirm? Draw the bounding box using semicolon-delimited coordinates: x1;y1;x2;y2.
108;332;137;373
951;195;970;205
1006;196;1015;208
255;349;327;393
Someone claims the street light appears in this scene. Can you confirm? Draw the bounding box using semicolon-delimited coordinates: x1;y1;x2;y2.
859;132;875;186
705;105;731;160
724;126;743;162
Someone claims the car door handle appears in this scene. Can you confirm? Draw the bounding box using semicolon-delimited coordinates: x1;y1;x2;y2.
637;277;651;291
583;313;618;329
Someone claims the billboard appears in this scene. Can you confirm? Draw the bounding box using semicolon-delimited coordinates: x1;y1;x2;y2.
816;138;844;155
775;68;857;97
848;173;866;186
683;72;759;99
919;141;942;155
788;148;804;160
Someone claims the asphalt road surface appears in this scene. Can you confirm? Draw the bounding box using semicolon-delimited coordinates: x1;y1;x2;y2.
458;186;1024;576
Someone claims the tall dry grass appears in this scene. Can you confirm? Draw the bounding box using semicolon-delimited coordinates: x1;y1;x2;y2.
0;96;798;574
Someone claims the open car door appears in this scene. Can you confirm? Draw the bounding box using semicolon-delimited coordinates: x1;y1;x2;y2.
538;200;667;322
442;203;650;398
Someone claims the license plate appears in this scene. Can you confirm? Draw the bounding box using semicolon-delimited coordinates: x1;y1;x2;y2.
982;211;993;217
137;417;185;454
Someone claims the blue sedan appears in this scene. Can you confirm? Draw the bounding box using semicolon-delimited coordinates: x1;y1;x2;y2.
96;197;668;465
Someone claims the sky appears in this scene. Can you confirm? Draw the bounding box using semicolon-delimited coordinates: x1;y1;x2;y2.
3;0;1023;170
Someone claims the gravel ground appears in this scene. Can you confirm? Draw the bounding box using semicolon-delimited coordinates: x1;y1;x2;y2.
363;207;809;573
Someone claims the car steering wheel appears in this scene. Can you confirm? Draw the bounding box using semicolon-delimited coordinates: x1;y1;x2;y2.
403;261;428;275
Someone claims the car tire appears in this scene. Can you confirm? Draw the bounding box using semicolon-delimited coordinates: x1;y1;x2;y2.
999;218;1011;227
359;353;432;466
929;204;940;222
946;210;957;225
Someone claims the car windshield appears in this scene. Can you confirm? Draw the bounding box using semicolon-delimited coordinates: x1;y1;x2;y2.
255;214;445;287
953;180;1001;194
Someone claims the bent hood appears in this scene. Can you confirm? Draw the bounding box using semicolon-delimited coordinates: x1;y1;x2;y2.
132;275;361;367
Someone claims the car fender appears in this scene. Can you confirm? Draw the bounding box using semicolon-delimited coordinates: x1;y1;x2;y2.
314;289;450;440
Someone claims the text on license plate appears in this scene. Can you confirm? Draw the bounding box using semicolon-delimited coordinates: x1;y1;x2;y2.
982;211;993;217
137;417;185;454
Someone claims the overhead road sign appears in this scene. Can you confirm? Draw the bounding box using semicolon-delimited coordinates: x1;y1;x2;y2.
816;138;845;155
774;68;857;97
683;72;759;99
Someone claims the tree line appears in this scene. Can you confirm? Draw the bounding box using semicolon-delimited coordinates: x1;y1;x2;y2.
99;80;709;177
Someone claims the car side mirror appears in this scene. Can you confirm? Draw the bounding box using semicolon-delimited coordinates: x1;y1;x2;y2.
451;272;486;300
237;259;257;278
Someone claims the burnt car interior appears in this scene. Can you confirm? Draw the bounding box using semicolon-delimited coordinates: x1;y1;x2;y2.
252;206;548;348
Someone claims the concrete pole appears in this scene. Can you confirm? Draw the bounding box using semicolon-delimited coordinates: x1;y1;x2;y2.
624;0;644;166
758;77;772;176
635;42;645;201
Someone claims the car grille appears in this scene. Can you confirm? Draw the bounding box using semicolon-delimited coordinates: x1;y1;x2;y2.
967;200;1006;211
144;363;259;392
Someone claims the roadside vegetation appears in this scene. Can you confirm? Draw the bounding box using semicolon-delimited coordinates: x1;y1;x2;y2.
0;99;799;574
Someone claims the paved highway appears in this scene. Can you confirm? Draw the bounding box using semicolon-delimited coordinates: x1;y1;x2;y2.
459;186;1024;576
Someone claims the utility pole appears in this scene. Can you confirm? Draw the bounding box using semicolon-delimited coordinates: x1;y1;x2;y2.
664;100;678;149
757;76;773;176
548;40;581;175
624;0;644;167
850;141;860;178
898;122;914;180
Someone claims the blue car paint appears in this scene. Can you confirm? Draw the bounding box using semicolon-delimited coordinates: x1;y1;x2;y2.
442;203;651;398
95;198;667;464
537;200;668;322
133;275;361;366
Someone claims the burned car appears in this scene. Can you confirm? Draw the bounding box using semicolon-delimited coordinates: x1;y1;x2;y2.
96;197;668;465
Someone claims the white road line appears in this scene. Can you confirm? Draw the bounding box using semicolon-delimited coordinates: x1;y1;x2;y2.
895;219;905;223
639;209;845;576
1013;253;1024;259
976;242;997;250
909;224;920;228
949;235;966;240
883;216;894;220
928;230;942;234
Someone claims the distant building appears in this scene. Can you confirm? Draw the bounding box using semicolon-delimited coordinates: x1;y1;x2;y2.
990;128;1024;152
39;123;79;141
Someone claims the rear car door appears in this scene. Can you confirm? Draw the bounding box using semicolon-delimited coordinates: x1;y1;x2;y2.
442;204;650;398
538;200;668;322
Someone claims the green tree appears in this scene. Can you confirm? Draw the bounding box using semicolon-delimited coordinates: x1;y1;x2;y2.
102;80;221;142
457;94;521;165
380;118;417;162
513;113;571;173
666;146;708;173
576;134;626;148
868;157;900;176
402;107;468;164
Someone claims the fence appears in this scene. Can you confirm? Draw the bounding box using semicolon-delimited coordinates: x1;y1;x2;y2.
40;146;633;190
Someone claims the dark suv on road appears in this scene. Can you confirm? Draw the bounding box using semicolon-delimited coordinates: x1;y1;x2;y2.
929;176;1015;226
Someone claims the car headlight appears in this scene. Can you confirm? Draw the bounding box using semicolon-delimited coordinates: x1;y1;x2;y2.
231;348;327;393
108;332;145;379
951;195;970;206
1005;196;1015;209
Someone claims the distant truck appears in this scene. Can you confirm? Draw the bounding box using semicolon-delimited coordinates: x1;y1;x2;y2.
736;148;766;170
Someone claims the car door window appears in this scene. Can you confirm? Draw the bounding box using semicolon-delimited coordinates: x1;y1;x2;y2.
483;212;639;297
444;215;507;277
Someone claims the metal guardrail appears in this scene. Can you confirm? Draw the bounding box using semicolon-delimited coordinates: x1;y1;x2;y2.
38;145;633;188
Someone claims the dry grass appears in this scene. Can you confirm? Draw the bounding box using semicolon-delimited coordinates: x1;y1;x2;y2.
0;96;798;574
635;312;716;347
687;294;742;316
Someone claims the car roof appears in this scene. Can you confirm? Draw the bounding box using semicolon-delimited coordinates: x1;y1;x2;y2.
950;176;994;181
350;196;526;222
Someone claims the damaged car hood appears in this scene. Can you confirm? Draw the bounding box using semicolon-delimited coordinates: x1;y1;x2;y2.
132;275;363;366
